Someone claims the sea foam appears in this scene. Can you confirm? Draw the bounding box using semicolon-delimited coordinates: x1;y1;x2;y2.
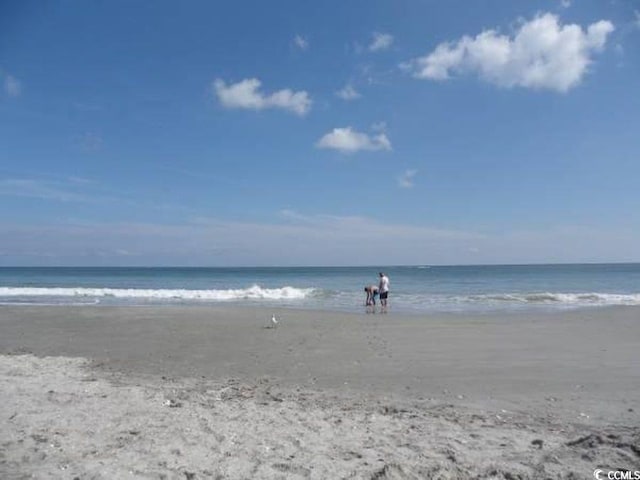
465;292;640;306
0;285;315;302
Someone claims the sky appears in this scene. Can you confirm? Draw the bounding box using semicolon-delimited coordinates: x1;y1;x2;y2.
1;0;639;266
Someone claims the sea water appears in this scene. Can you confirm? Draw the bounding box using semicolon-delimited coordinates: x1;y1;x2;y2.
1;264;639;314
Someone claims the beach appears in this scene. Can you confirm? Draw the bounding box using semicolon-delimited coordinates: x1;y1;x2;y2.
1;305;639;479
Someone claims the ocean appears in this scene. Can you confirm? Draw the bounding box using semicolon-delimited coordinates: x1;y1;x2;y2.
1;264;640;314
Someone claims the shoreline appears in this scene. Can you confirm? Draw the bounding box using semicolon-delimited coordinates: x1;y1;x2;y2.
2;295;640;316
1;305;639;478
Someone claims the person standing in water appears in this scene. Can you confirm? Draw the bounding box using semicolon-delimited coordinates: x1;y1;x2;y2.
364;285;379;306
378;272;390;309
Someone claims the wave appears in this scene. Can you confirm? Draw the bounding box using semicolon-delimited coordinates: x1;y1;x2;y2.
2;286;639;311
465;292;640;306
0;285;315;302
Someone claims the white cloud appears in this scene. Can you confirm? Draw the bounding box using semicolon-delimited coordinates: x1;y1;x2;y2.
316;127;391;154
2;217;639;266
293;34;309;51
213;78;311;116
560;0;571;8
369;32;394;52
275;211;475;238
0;215;486;266
0;179;88;202
0;176;130;207
4;74;21;97
408;13;614;92
397;169;418;189
336;84;361;100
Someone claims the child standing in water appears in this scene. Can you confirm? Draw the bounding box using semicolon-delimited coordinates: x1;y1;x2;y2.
364;285;379;306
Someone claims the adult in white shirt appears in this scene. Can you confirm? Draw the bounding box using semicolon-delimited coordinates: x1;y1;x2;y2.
378;272;390;308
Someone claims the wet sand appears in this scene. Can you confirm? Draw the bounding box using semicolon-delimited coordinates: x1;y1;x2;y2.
1;305;639;478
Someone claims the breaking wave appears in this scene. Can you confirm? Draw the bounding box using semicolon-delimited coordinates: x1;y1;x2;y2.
1;285;639;311
465;292;640;306
0;285;315;302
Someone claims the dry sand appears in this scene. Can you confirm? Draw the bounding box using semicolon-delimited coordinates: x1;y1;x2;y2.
1;305;639;479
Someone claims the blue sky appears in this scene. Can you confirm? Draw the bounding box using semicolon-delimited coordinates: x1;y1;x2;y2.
1;0;639;266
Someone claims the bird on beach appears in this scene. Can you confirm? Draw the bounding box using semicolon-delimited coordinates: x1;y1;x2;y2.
266;314;279;329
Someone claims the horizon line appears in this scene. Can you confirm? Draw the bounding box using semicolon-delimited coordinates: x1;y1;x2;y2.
1;262;639;269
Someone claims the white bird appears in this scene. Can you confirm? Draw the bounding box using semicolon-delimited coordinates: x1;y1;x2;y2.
265;314;279;329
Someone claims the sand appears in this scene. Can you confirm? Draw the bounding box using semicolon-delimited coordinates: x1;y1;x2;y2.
1;305;639;479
